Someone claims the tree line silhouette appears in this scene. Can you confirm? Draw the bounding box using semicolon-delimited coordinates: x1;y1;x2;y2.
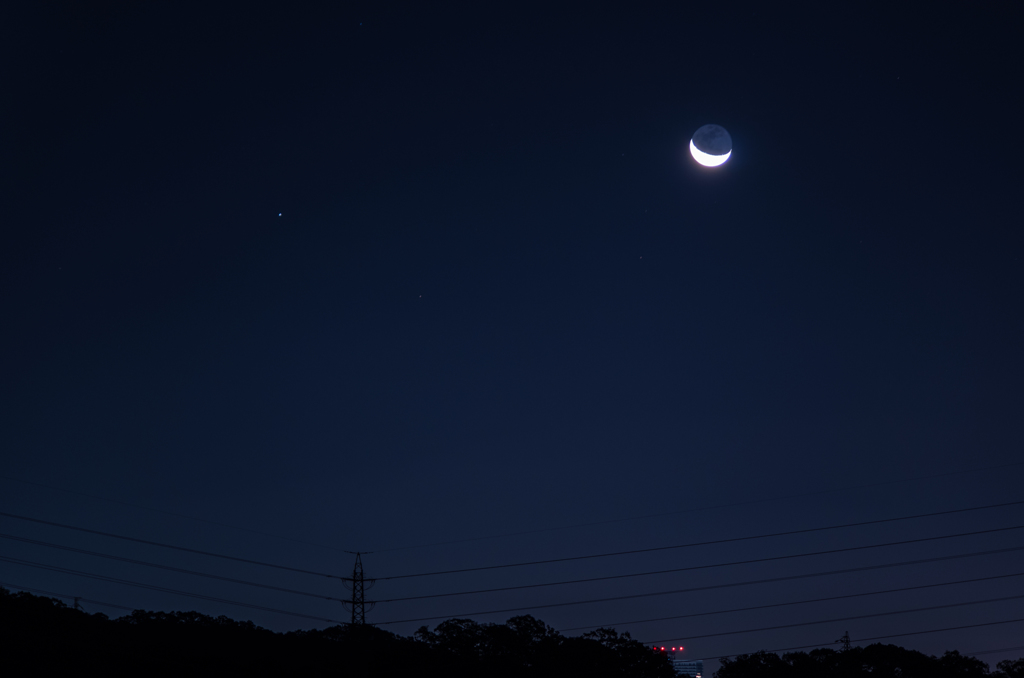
4;587;1022;677
716;645;1024;678
1;587;672;677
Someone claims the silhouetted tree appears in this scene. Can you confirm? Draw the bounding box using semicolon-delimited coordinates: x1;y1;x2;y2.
718;650;791;678
583;627;676;678
2;588;1008;678
996;658;1024;678
716;644;993;678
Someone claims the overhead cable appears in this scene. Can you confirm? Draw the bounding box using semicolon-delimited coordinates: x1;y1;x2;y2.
378;499;1024;580
639;592;1024;643
0;532;342;602
650;617;1024;660
0;555;344;624
559;569;1024;632
376;543;1024;624
0;511;337;579
963;645;1024;657
374;461;1024;553
0;581;135;612
0;474;343;552
376;524;1024;603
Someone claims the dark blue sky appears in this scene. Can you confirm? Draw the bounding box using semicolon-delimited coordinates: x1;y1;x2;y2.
2;2;1023;672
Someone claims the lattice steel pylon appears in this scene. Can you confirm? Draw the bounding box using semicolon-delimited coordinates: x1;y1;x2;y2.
836;630;851;652
341;552;375;625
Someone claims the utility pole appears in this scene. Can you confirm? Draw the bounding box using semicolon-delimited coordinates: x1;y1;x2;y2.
73;597;83;612
836;631;851;652
342;552;375;625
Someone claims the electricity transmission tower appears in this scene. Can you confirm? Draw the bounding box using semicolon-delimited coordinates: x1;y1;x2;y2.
342;552;375;625
836;630;851;652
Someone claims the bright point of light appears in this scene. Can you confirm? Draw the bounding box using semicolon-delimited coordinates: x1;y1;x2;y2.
689;139;731;167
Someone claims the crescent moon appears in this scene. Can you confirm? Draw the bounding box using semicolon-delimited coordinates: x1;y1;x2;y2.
689;139;731;167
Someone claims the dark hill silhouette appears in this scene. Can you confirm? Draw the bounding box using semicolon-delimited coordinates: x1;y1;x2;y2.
717;645;1020;678
0;587;673;677
7;587;1021;677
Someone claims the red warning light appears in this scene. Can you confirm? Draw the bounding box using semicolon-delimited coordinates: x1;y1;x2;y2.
672;647;676;651
661;647;665;651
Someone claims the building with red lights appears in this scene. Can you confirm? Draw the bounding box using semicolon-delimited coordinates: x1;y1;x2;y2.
654;647;703;678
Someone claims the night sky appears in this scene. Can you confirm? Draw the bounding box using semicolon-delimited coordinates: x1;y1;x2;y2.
3;2;1024;672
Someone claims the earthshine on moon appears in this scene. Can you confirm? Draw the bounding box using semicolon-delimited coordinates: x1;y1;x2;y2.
689;124;732;167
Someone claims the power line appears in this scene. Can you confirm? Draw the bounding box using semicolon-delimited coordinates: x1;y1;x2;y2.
841;618;1024;645
374;461;1024;553
559;570;1024;632
0;555;344;624
376;524;1024;603
657;618;1024;660
8;525;1021;627
378;499;1024;580
376;544;1024;624
0;511;338;579
640;593;1024;644
5;461;1015;558
0;474;344;552
0;532;343;602
4;582;1023;665
0;581;135;612
6;581;1021;665
964;645;1024;657
4;499;1019;592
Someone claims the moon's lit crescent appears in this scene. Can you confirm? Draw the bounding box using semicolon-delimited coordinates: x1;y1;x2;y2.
689;139;731;167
